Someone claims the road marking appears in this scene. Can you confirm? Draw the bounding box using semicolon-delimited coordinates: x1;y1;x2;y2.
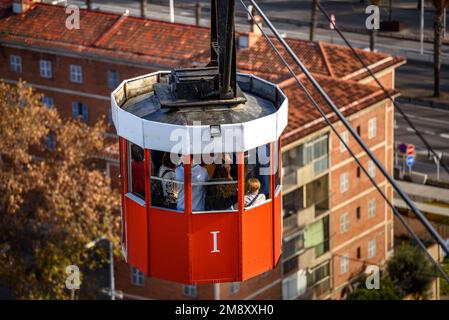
396;112;449;125
440;133;449;139
406;127;416;132
423;130;435;135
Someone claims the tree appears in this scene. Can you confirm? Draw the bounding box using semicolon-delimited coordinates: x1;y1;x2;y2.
0;81;120;299
440;259;449;297
388;0;393;21
430;0;449;97
386;244;434;299
309;0;319;42
140;0;148;19
347;276;401;300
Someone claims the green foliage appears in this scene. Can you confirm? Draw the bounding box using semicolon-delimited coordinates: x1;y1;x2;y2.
347;277;401;300
386;244;434;299
440;260;449;297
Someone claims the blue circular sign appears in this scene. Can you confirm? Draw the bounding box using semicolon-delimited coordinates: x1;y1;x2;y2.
406;155;415;167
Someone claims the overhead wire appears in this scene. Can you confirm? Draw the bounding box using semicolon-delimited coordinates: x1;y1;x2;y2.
247;0;449;259
237;0;449;284
315;1;449;176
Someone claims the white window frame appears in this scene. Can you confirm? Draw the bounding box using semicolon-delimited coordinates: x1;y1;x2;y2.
368;160;376;178
340;212;349;234
238;35;249;48
340;254;349;274
130;266;145;286
40;59;52;78
229;282;241;295
108;69;119;89
183;284;197;298
368;199;377;219
368;239;377;259
340;172;349;193
71;102;88;121
368;118;377;139
10;55;22;73
42;96;54;108
70;64;83;83
44;132;56;151
340;131;349;152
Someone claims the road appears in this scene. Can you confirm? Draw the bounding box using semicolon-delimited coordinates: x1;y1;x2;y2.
394;103;449;183
396;61;449;99
58;0;449;182
60;0;449;64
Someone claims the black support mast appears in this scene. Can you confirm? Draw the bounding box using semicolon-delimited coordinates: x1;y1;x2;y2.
156;0;244;108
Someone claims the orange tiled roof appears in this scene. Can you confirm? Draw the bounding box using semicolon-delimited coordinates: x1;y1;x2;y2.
0;3;405;147
281;75;398;144
0;3;403;79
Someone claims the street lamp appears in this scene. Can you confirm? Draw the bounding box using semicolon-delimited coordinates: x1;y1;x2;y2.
85;236;120;300
170;0;174;23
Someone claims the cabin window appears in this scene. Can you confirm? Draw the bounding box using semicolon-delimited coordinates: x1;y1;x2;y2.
275;140;281;195
149;150;184;212
127;142;146;200
190;153;238;213
244;144;271;209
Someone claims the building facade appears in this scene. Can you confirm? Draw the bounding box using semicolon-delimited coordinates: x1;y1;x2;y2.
0;1;404;299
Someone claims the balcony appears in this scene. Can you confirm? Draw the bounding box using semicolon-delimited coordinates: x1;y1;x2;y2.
284;213;299;232
297;260;331;300
314;197;330;217
282;155;329;192
283;169;298;190
297;205;315;230
297;276;331;300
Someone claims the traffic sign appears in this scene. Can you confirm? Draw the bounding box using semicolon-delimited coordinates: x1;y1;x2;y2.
406;144;415;155
398;143;407;154
406;155;415;167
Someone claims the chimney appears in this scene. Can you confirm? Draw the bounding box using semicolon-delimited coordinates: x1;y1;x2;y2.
238;12;263;49
12;0;39;14
250;13;262;36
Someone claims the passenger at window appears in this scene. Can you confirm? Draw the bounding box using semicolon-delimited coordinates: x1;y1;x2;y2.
158;153;178;209
176;157;209;211
131;144;145;197
257;145;271;197
243;178;265;207
206;164;237;211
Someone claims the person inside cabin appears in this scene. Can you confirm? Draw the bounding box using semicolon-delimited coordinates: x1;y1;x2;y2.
206;163;237;211
204;152;217;178
244;145;270;198
243;178;266;208
158;152;178;209
176;156;209;212
131;144;146;198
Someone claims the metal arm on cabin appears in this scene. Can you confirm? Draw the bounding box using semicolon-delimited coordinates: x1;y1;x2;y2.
154;0;245;107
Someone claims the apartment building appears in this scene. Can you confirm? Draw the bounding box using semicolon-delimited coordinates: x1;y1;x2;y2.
0;1;404;299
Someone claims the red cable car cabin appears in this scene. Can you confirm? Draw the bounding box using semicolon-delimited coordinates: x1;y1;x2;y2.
110;0;288;284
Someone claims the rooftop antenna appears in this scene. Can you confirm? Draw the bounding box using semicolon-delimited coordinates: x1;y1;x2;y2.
154;0;246;108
